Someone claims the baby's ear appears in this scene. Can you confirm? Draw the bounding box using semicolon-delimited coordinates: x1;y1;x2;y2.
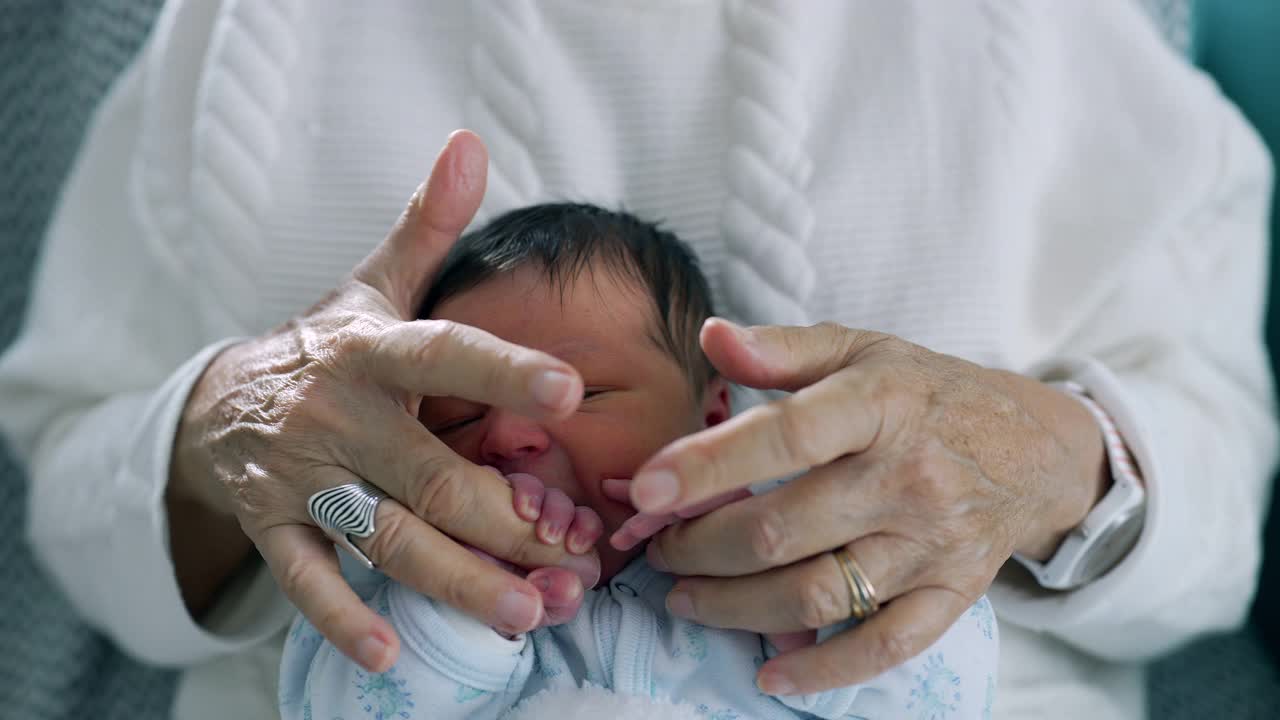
701;375;730;427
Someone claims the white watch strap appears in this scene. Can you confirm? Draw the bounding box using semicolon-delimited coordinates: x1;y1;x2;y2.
1014;381;1145;589
1059;381;1144;490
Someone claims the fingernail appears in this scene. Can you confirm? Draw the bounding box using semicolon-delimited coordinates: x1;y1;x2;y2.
566;530;592;554
531;370;575;410
519;495;542;521
646;541;670;571
713;317;752;341
356;635;389;671
541;522;565;545
557;553;601;589
757;670;796;696
712;317;761;360
496;590;541;633
716;317;746;334
633;470;680;512
531;574;552;593
666;590;694;619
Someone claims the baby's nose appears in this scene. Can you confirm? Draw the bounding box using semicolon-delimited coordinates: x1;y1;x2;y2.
478;409;551;467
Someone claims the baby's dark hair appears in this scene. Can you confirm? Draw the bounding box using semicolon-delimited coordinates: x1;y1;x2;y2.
418;202;717;390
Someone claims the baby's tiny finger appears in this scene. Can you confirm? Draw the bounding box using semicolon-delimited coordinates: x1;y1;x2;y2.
610;511;676;550
601;477;633;504
528;567;585;626
537;488;574;545
566;506;603;554
506;472;546;522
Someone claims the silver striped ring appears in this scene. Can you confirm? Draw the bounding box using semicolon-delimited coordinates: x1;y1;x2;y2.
307;482;388;570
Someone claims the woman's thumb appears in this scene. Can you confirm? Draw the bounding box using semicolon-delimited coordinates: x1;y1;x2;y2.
354;130;489;317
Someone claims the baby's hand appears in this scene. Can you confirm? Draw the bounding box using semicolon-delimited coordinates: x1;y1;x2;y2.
603;479;751;551
506;472;604;556
601;479;818;652
503;472;603;626
462;544;587;630
451;472;603;632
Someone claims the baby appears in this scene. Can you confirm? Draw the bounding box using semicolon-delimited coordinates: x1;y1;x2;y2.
279;203;998;719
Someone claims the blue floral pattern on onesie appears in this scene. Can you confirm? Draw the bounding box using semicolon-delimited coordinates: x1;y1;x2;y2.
354;667;414;719
679;623;708;662
906;653;961;719
968;596;996;640
280;558;998;720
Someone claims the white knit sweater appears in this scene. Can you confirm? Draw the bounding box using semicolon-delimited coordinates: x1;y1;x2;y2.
0;1;1274;718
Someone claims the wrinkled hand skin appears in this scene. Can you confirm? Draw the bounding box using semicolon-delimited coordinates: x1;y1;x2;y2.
167;131;600;674
626;320;1108;695
177;287;424;521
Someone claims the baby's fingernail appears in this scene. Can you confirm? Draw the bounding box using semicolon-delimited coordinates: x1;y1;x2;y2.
356;634;390;672
519;495;542;520
496;590;541;633
646;541;670;571
531;574;552;593
666;590;694;619
540;522;565;545
566;531;592;554
757;670;796;696
632;470;679;512
557;553;601;589
531;370;576;410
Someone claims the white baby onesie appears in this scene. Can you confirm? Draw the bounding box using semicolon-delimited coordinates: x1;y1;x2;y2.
279;556;998;719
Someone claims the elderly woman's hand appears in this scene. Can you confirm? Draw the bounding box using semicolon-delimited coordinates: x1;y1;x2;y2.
626;319;1109;695
167;131;599;673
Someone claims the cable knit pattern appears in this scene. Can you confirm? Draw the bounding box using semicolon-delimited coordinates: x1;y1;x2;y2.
189;0;300;332
467;0;544;222
719;0;815;327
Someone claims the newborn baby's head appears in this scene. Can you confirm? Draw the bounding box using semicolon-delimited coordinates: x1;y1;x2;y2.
416;203;728;580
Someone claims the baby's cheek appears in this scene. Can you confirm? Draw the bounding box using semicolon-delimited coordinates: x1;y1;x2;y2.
596;502;639;534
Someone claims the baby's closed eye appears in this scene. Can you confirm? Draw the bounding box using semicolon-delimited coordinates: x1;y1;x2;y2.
420;396;485;434
430;414;482;434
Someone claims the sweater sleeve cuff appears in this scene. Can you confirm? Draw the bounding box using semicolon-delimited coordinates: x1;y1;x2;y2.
98;338;292;664
989;356;1157;633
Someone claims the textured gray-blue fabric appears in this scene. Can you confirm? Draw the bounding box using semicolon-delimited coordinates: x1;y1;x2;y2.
0;1;1275;718
0;2;174;718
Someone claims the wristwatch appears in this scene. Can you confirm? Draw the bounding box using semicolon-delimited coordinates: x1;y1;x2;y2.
1013;382;1146;590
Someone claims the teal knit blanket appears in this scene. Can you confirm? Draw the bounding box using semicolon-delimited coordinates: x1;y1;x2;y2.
0;2;174;718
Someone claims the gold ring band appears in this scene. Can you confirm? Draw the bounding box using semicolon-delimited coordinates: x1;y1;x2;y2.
833;549;867;620
832;547;880;620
